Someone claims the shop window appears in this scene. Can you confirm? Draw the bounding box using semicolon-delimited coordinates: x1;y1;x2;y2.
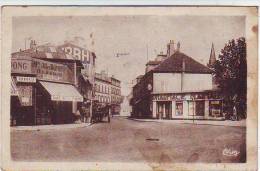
195;101;205;116
176;101;183;116
209;100;222;117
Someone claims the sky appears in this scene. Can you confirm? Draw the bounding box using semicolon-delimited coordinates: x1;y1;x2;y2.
12;16;245;96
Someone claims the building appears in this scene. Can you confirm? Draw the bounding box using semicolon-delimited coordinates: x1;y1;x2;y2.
131;40;223;120
110;76;122;115
58;42;96;122
10;40;96;125
94;71;123;116
94;71;112;107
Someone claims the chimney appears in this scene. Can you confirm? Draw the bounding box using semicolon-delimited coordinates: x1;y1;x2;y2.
167;40;175;57
176;42;180;52
30;40;36;49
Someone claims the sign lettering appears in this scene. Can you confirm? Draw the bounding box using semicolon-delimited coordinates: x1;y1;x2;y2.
61;45;90;63
16;76;36;83
11;59;32;74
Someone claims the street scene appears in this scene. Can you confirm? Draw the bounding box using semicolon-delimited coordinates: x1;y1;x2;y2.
12;117;246;163
10;14;247;164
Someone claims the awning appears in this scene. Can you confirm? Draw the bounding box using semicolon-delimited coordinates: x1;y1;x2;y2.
11;77;19;96
39;81;83;102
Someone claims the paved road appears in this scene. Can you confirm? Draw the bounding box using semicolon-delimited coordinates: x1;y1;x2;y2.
11;117;246;163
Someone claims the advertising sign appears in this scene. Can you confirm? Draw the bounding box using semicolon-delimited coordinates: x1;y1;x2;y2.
59;44;91;64
32;58;74;84
51;95;83;102
11;58;32;74
17;85;33;106
16;76;36;83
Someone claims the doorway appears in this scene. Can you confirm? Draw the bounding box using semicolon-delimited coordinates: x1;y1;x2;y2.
156;101;172;119
195;101;205;116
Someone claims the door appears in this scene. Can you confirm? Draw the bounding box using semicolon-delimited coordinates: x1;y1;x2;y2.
195;101;205;116
157;102;163;119
164;102;172;119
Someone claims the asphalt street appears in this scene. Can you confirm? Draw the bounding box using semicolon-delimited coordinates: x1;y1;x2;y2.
11;117;246;163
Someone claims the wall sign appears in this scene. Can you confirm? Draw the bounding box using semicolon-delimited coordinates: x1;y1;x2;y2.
153;94;176;101
16;76;36;83
11;55;74;84
11;59;32;74
32;58;74;84
17;85;33;106
59;44;91;64
51;95;83;102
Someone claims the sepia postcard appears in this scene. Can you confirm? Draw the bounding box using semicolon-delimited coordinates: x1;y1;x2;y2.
0;6;258;171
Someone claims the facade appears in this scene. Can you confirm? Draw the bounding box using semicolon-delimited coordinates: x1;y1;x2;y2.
10;40;96;125
94;71;123;116
131;40;223;120
110;76;122;115
94;71;112;106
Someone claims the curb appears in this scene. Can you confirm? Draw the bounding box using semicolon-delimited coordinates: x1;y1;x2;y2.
11;123;93;131
128;118;246;127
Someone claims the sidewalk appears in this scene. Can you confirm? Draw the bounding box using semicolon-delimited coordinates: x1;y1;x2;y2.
11;122;92;131
129;118;246;127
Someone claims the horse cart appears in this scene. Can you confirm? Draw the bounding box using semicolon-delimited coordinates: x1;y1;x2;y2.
92;101;111;123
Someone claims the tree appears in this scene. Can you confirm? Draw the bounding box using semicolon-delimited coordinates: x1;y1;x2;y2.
213;37;247;118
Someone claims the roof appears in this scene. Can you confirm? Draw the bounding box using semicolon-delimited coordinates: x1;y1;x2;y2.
12;45;84;68
146;60;161;65
153;51;212;74
136;75;144;79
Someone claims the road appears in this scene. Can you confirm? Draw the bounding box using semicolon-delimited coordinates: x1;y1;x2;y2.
11;117;246;163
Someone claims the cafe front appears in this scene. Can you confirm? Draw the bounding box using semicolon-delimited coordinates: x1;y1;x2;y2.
152;91;223;120
11;55;84;125
36;81;83;125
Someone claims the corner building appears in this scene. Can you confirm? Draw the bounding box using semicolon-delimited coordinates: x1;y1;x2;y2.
131;41;223;120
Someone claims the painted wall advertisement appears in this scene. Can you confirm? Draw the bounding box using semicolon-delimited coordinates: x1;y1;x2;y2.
32;59;74;83
17;85;33;106
11;57;74;84
11;57;32;74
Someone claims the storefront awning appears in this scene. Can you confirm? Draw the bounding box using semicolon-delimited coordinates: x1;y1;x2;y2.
39;81;83;102
11;77;19;96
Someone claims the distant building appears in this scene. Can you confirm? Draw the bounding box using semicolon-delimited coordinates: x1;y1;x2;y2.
94;71;112;106
131;40;223;120
110;76;122;115
94;71;123;116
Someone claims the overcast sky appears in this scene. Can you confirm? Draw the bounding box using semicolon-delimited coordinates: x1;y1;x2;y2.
12;16;245;95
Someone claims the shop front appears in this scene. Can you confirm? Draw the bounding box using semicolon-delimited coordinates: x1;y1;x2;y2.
11;55;85;125
36;81;83;125
152;91;223;120
10;74;37;126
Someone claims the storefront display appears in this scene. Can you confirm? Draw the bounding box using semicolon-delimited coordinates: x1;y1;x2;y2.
152;92;223;120
176;101;183;116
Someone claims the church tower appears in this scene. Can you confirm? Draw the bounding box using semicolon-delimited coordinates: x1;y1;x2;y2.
208;43;216;68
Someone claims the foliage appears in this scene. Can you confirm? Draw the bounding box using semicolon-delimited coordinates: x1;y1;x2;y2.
212;37;247;118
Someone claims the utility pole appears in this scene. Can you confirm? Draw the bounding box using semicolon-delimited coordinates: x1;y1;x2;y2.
146;44;149;62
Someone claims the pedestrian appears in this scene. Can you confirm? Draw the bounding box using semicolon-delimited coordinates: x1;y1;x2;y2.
232;105;237;121
75;109;81;123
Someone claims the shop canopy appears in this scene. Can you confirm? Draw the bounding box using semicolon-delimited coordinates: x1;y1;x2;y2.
11;77;19;96
39;81;83;102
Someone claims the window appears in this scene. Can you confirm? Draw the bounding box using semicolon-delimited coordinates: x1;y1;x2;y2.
176;101;183;116
209;100;222;117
